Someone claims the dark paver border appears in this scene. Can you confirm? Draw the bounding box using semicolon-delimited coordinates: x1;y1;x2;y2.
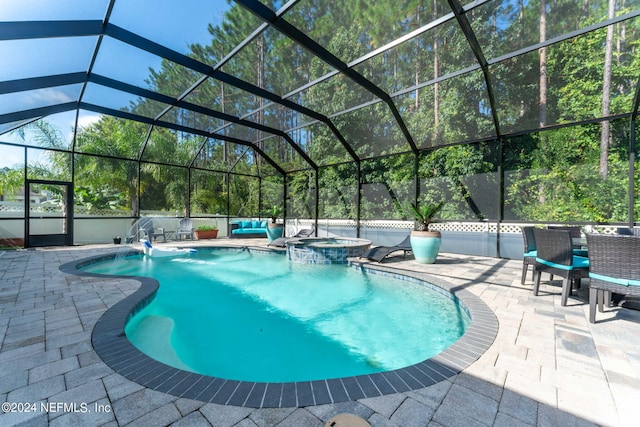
60;248;498;408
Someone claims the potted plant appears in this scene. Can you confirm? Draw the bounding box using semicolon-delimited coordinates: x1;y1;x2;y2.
266;205;284;242
194;225;218;240
408;201;445;263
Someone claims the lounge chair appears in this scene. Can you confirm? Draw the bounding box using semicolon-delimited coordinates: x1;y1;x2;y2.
139;217;166;242
360;235;412;263
267;228;314;247
175;217;194;240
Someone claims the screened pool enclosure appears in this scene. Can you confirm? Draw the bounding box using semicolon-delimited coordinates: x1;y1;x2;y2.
1;0;639;257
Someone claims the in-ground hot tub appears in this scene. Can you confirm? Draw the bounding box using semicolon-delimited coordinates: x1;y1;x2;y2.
286;237;372;264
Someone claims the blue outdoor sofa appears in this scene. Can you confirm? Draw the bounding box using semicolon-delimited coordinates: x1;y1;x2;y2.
230;220;268;238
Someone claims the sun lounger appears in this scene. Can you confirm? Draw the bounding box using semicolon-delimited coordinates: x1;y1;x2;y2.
360;235;412;263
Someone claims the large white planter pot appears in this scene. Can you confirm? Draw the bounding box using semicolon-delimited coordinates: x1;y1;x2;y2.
410;230;441;264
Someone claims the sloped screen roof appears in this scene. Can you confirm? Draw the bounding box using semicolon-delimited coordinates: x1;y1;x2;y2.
1;0;640;176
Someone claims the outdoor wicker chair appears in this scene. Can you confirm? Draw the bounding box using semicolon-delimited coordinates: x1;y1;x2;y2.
547;225;581;238
533;228;590;306
521;226;537;285
548;225;587;255
616;227;640;236
586;233;640;323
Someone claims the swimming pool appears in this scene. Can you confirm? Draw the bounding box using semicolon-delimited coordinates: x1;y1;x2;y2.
64;246;498;408
84;248;469;382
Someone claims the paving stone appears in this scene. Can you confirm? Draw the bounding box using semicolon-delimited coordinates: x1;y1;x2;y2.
537;403;598;427
45;316;82;332
60;341;92;359
7;375;66;403
306;401;374;423
174;398;205;416
47;380;108;420
358;393;406;418
1;334;45;352
431;408;490;427
503;371;557;408
404;380;452;410
48;398;115;427
454;372;503;402
29;357;79;384
0;350;61;379
77;350;102;368
102;373;145;402
45;307;79;323
498;389;538;425
170;411;212;427
111;388;176;425
126;402;182;427
46;331;91;351
7;312;44;327
234;419;259;427
0;409;48;427
199;402;254;427
556;384;618;427
6;319;44;335
0;370;28;394
494;412;534;427
388;398;434;427
247;407;296;426
367;412;400;427
45;323;84;339
276;408;323;427
64;363;113;389
432;383;498;426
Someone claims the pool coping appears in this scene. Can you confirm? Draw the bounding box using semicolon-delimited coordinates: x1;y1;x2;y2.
60;247;498;409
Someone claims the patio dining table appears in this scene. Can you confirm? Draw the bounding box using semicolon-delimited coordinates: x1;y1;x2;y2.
572;237;588;257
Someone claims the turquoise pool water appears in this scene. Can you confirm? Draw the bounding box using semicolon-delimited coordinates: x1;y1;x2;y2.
84;249;470;382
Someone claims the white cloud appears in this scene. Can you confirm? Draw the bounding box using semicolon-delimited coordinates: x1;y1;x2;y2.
76;113;101;129
0;150;23;169
24;88;75;107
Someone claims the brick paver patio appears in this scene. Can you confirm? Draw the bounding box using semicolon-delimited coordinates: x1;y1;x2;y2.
1;239;639;426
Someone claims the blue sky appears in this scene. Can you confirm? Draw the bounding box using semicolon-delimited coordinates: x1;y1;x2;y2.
0;0;232;168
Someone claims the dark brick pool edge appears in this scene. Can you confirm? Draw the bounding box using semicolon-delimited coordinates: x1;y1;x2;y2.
60;249;498;409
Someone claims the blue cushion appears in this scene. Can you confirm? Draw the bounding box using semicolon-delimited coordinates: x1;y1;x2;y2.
535;256;589;270
573;256;589;269
241;221;252;228
524;250;537;257
260;220;268;228
572;248;588;257
252;221;261;228
589;272;640;287
232;228;267;235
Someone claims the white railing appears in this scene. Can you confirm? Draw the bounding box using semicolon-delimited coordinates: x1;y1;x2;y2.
0;204;627;255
